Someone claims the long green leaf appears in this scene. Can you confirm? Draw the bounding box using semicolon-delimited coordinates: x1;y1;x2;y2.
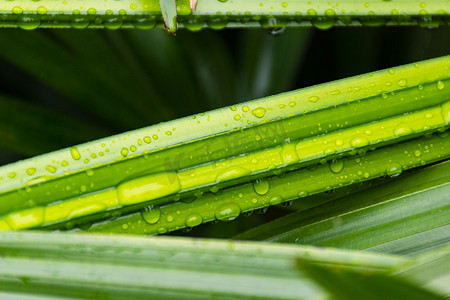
0;231;407;299
0;0;448;29
0;56;448;230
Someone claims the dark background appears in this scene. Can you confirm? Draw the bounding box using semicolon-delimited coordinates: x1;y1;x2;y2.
0;25;449;166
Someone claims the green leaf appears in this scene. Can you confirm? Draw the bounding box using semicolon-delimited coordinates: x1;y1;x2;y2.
0;0;448;29
0;231;407;300
393;245;450;297
160;0;178;33
296;259;444;300
235;160;450;254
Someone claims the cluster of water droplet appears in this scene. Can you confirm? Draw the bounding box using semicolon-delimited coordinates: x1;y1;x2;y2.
2;1;448;31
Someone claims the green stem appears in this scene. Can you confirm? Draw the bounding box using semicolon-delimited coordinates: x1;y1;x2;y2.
0;0;448;30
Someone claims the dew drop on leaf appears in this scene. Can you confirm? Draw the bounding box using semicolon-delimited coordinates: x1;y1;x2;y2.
386;162;403;177
70;147;81;160
350;137;369;148
329;159;344;173
269;196;283;205
308;95;319;102
298;191;308;198
26;168;36;176
253;178;269;195
185;213;202;227
141;206;161;224
215;203;240;221
251;107;266;118
394;123;413;137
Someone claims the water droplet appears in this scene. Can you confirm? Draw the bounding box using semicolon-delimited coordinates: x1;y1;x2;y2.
298;191;308;198
386;162;402;177
17;16;40;30
253;179;269;195
308;95;319;102
185;213;202;227
350;137;369;148
122;223;128;230
251;107;266;118
269;196;283;205
323;147;336;156
134;17;156;29
143;136;151;143
104;17;123;30
215;203;241;221
69;147;81;160
37;6;47;14
234;114;241;121
26;168;36;176
45;165;57;173
397;79;407;87
166;215;174;223
207;17;227;30
117;172;181;205
7;172;16;179
87;7;97;14
210;185;221;194
311;9;335;30
363;172;370;178
335;139;344;147
414;150;422;157
157;227;168;234
70;16;90;29
12;6;23;14
121;148;129;156
394;124;413;137
141;206;161;224
437;80;445;90
185;18;205;31
329;159;344;173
